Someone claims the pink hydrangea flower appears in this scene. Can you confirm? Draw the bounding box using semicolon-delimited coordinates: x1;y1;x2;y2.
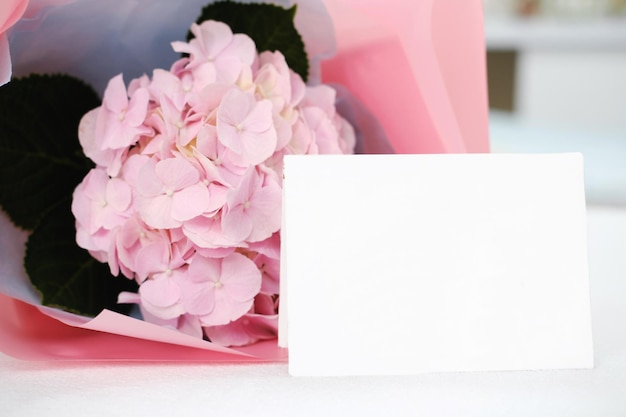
78;108;128;177
72;168;132;234
96;74;152;150
139;274;186;320
221;167;282;244
216;88;277;165
178;253;261;326
113;215;159;279
254;51;305;150
72;19;356;346
171;20;256;86
135;157;210;229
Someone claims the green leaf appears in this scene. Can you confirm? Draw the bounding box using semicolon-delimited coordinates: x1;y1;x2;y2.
25;200;138;317
0;74;136;317
0;74;99;231
190;0;309;82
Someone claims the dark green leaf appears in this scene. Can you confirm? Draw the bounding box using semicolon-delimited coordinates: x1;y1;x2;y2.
190;0;309;82
1;74;137;317
0;74;99;230
25;200;137;317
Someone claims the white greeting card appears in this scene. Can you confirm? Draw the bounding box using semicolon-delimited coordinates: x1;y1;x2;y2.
280;154;593;376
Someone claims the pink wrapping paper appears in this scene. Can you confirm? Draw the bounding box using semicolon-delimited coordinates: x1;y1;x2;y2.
0;293;287;361
0;0;489;361
321;0;489;154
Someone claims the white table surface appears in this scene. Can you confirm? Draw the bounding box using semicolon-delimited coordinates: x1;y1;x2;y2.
1;205;625;417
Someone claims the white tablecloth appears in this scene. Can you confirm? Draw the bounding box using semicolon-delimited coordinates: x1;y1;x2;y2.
1;205;625;417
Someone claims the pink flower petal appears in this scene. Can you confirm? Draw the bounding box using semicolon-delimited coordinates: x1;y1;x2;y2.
177;279;215;316
105;178;132;213
183;214;238;249
139;194;178;229
244;181;282;242
216;89;277;165
136;158;163;197
203;289;250;326
248;232;281;258
139;276;184;320
156;157;199;190
176;314;204;339
186;254;222;283
133;240;169;279
220;253;262;302
187;253;261;326
221;206;253;243
190;21;233;59
140;277;180;307
124;87;150;126
171;182;210;222
204;313;278;347
102;73;128;113
255;254;280;294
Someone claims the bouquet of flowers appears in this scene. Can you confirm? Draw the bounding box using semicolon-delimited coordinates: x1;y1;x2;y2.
0;0;489;361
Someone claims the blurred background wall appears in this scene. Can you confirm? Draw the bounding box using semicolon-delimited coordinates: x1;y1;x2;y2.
483;0;626;206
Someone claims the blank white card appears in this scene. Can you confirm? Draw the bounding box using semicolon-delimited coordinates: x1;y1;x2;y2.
280;153;593;376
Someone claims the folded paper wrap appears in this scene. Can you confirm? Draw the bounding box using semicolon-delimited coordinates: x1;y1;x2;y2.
321;0;489;154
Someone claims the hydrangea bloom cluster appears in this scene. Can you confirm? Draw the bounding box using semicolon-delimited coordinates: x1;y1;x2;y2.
71;20;355;346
